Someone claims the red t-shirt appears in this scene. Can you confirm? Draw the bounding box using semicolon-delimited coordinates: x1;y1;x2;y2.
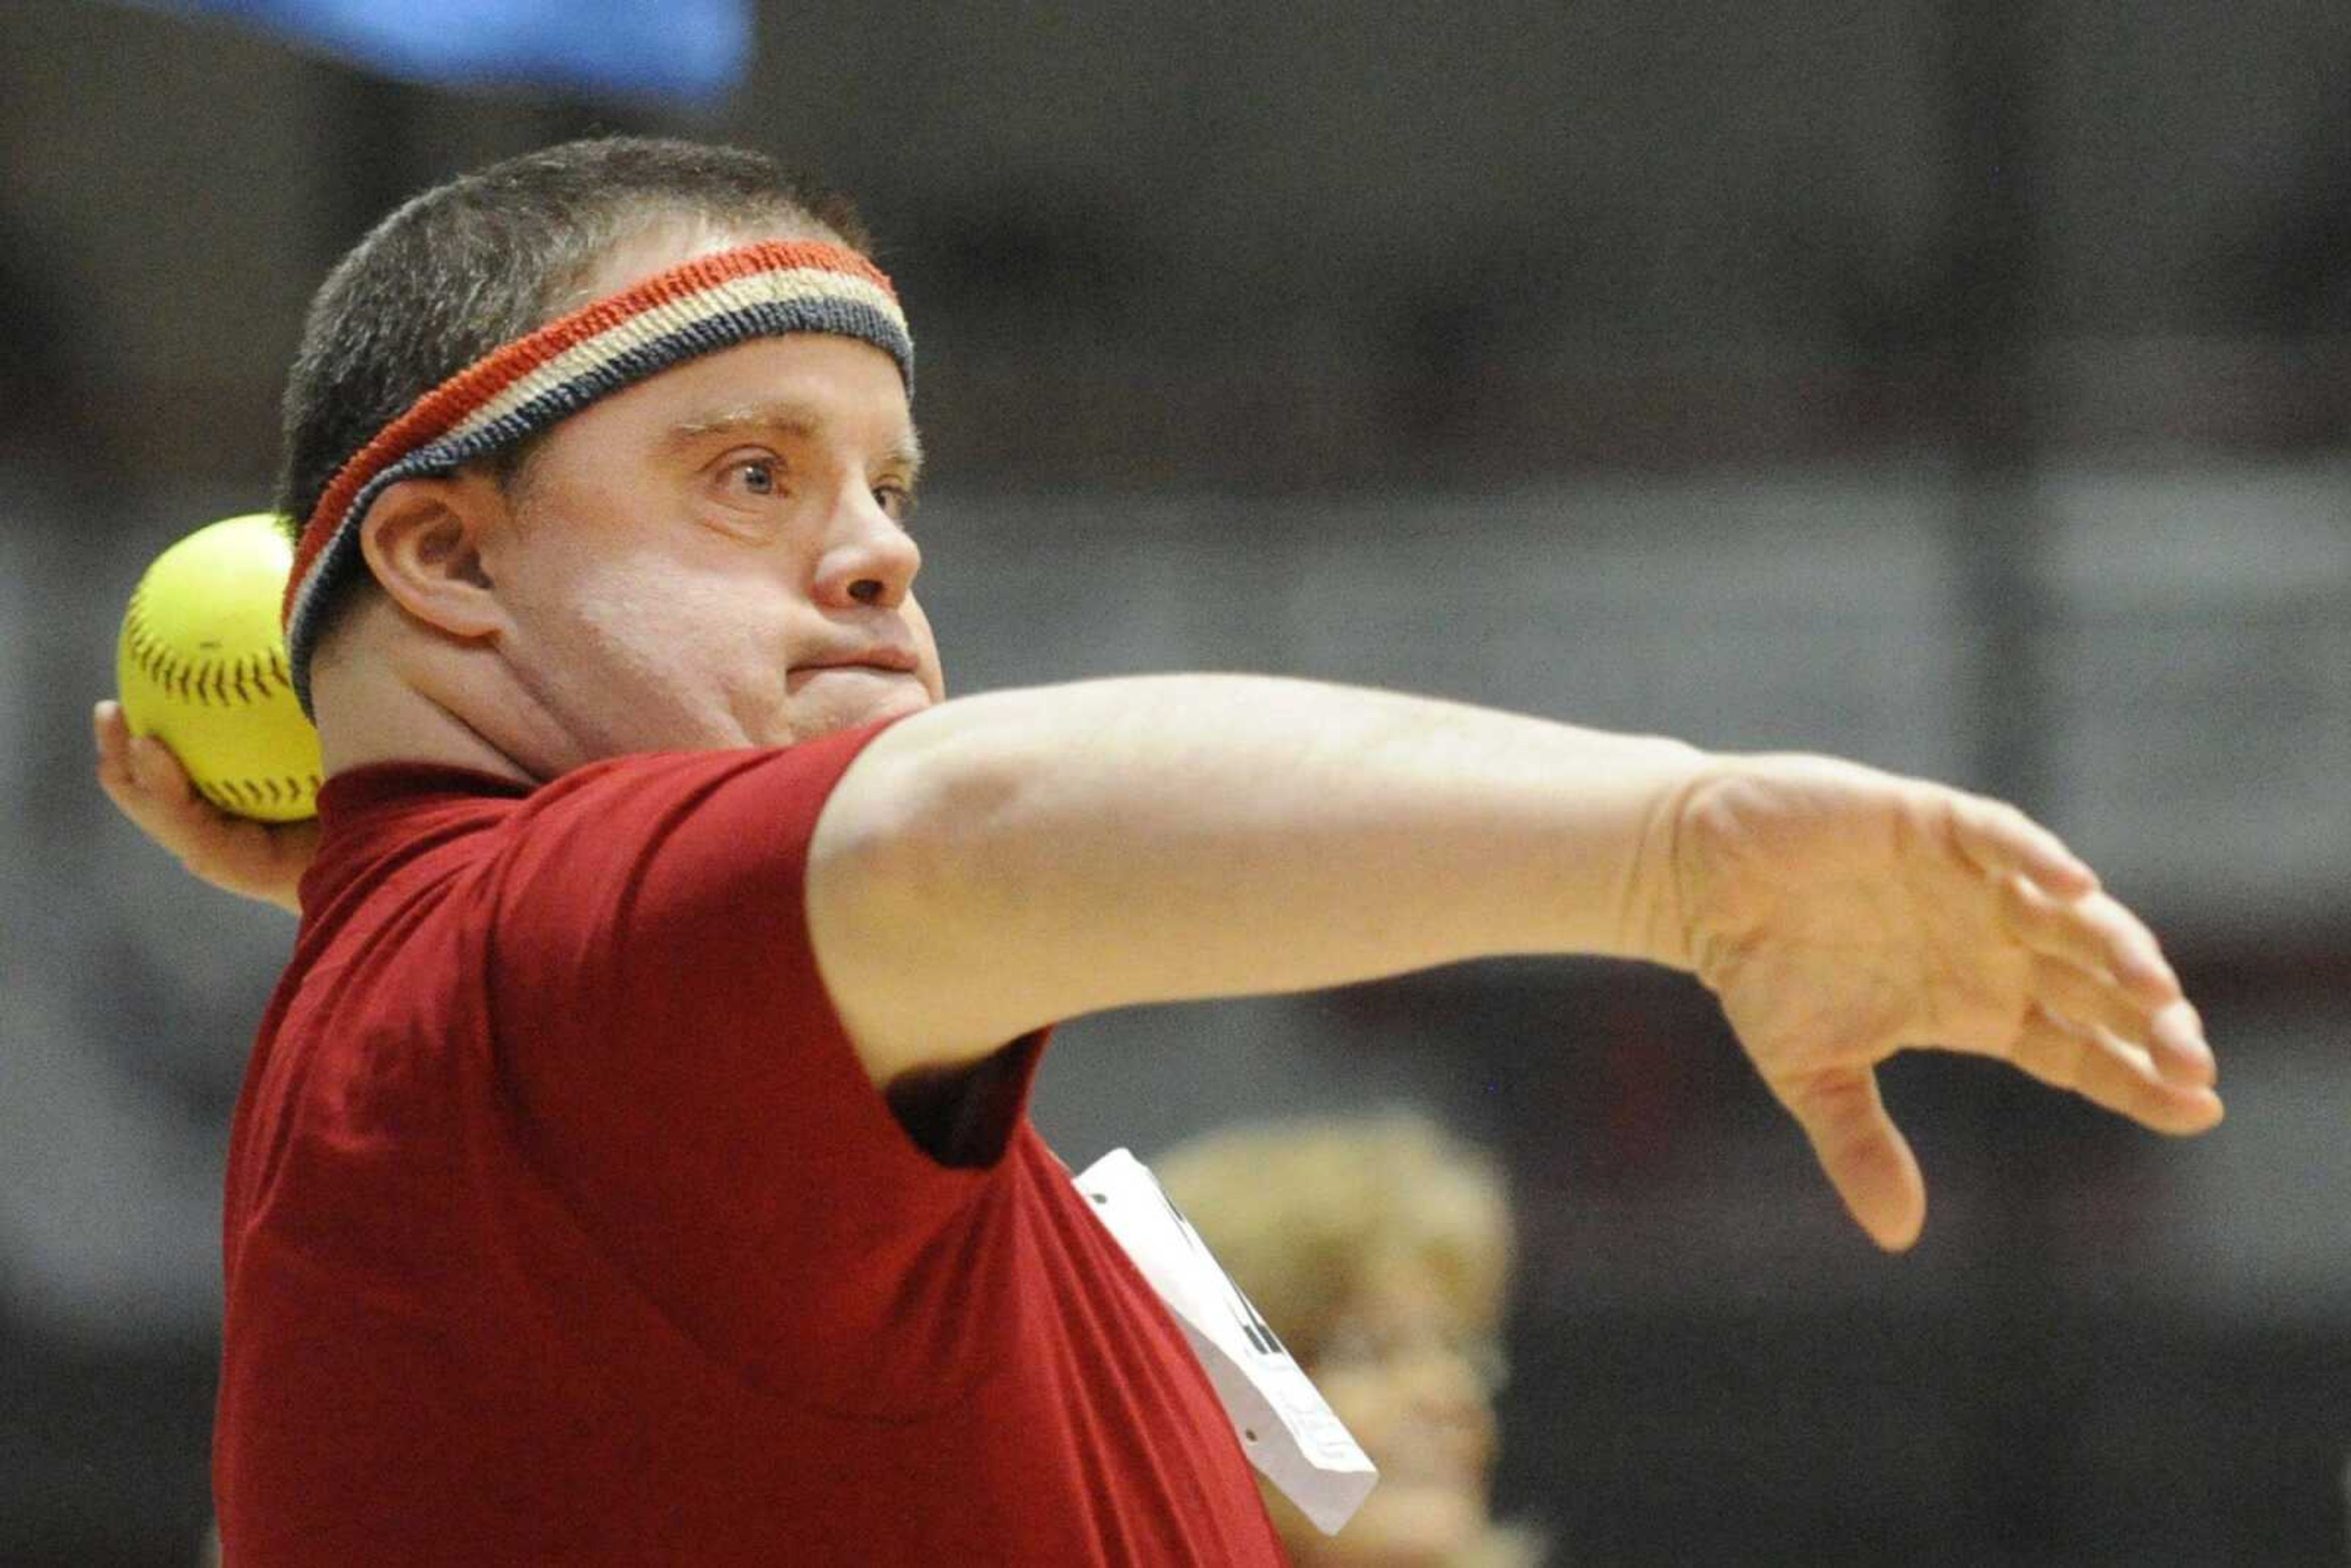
214;727;1286;1566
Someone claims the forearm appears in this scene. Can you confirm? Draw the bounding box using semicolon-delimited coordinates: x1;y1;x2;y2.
810;675;1707;1068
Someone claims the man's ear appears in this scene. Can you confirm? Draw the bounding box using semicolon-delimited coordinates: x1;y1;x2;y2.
358;471;508;640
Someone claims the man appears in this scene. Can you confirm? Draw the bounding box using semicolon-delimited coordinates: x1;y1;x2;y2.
95;137;2219;1565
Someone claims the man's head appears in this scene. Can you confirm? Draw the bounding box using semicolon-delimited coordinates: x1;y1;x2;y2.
280;138;943;781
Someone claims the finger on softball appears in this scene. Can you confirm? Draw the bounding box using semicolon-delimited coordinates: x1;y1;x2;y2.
1776;1066;1926;1251
2000;876;2178;999
114;731;216;844
128;732;198;806
1948;792;2096;896
2008;1006;2223;1134
93;700;133;792
94;703;178;821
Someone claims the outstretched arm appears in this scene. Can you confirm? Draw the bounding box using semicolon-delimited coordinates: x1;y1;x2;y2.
809;675;2218;1249
93;700;315;916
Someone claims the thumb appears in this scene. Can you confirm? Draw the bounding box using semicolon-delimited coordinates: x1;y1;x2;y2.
129;733;194;801
1775;1065;1927;1251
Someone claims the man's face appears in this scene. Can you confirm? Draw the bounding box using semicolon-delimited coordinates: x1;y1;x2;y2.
476;228;943;762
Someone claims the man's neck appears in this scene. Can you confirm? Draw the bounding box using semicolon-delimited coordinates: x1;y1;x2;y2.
308;607;545;787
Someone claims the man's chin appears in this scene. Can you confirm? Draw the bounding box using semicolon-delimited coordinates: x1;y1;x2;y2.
776;673;935;744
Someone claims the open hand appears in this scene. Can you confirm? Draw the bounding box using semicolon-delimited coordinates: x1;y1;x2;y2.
93;699;316;915
1668;754;2221;1251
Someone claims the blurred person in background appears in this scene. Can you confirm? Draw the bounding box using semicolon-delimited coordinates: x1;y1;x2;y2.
91;133;2220;1565
1158;1113;1541;1568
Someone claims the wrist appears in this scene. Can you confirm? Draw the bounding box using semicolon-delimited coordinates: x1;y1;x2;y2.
1619;744;1719;972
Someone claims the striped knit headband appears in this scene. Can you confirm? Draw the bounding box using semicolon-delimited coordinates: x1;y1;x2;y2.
281;238;913;716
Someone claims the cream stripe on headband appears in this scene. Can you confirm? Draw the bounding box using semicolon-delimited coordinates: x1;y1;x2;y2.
451;268;907;444
282;239;913;717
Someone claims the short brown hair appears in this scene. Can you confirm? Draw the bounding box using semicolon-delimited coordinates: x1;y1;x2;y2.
276;137;868;621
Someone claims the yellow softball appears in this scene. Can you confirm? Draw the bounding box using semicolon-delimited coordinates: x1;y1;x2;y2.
117;513;323;823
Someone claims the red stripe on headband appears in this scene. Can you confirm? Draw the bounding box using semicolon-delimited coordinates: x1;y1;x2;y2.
285;239;896;621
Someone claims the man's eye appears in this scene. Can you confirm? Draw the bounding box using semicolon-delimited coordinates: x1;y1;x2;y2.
729;459;779;497
875;484;918;525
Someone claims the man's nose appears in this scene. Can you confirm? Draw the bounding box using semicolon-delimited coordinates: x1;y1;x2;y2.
816;490;921;610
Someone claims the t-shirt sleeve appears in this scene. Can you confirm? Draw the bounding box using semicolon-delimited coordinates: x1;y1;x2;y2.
478;726;1034;1401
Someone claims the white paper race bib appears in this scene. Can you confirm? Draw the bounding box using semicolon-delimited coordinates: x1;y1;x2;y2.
1073;1148;1378;1536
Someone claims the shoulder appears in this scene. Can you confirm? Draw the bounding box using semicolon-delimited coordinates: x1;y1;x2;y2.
516;729;898;836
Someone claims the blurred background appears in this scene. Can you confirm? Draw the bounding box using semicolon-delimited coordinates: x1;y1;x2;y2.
3;1;2349;1562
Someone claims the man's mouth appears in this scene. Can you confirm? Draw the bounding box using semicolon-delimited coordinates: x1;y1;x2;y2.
795;647;920;675
785;651;925;695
